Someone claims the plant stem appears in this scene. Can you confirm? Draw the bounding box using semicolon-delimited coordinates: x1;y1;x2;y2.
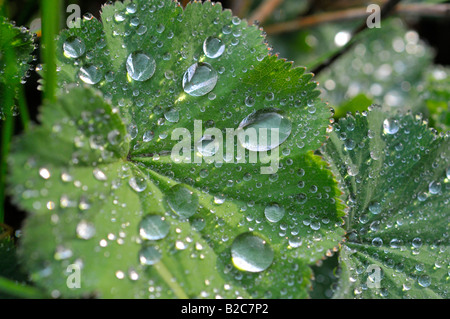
0;115;13;224
264;3;450;35
41;0;61;102
0;276;46;299
17;85;30;132
248;0;284;25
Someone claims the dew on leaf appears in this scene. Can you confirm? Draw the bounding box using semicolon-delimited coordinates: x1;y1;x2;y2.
237;109;292;152
182;62;218;97
76;220;96;240
203;36;225;59
93;168;107;181
196;135;219;157
39;167;51;179
166;184;199;219
63;36;86;59
78;64;102;84
368;201;381;215
126;52;156;82
143;130;155;142
231;232;274;273
264;203;285;223
129;176;147;193
383;118;400;135
428;181;441;195
418;275;431;288
139;215;170;240
164;108;179;123
139;246;162;265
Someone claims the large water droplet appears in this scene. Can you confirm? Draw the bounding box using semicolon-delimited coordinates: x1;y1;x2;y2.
139;246;162;265
264;203;285;223
139;215;170;240
203;36;225;58
126;52;156;81
182;62;218;97
76;220;96;240
231;232;274;273
237;109;292;152
79;64;102;84
383;118;399;135
63;36;86;59
166;184;199;219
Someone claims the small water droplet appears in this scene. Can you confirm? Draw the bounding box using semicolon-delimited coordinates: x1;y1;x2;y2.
196;135;219;157
93;168;107;181
383;118;399;135
126;52;156;81
39;167;51;179
164;108;179;123
368;201;381;215
237;109;292;152
139;246;162;265
428;181;441;194
418;275;431;288
231;233;274;273
76;220;96;240
182;62;218;97
264;203;285;223
139;215;169;240
63;36;86;59
129;176;147;192
166;184;199;219
143;130;155;142
203;36;225;58
79;64;102;84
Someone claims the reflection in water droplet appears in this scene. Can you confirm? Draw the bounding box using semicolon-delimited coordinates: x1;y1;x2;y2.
428;181;441;195
79;64;102;84
166;184;199;219
129;176;147;192
76;220;96;240
63;36;86;59
139;215;170;240
237;109;292;152
383;118;399;135
231;232;274;273
418;275;431;288
203;36;225;58
182;62;218;97
126;52;156;81
139;246;162;265
264;203;285;223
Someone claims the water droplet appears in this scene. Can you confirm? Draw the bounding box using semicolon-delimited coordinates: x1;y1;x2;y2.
372;237;383;247
139;215;169;240
126;52;156;81
143;130;155;142
383;118;399;135
231;233;274;273
164;108;179;123
196;135;219;157
166;184;199;219
93;168;107;181
182;62;218;97
63;36;86;59
139;246;161;265
368;201;381;215
237;109;292;152
418;275;431;288
129;176;147;192
428;181;441;195
203;36;225;58
39;167;51;179
76;220;96;240
79;64;102;84
264;203;285;223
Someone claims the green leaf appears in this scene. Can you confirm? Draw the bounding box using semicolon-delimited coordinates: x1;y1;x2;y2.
9;0;345;298
420;67;450;132
0;16;34;119
322;106;449;298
